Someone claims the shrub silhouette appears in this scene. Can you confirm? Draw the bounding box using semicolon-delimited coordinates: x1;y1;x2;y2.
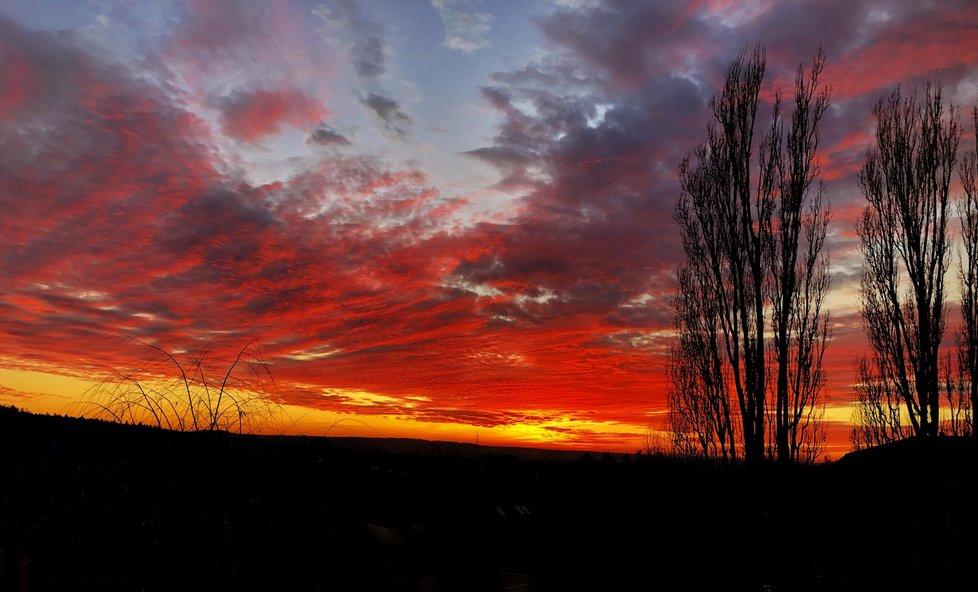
73;336;284;433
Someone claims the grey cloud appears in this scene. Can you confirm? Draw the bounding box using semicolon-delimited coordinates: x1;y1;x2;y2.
352;34;386;78
454;29;713;326
308;124;351;146
462;147;531;167
540;0;718;88
480;86;512;110
360;93;412;140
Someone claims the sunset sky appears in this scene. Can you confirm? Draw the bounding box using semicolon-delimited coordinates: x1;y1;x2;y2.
2;0;978;457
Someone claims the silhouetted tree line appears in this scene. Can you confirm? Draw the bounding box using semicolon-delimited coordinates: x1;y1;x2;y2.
669;44;976;462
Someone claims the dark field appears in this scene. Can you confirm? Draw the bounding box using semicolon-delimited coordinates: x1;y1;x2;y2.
1;405;974;591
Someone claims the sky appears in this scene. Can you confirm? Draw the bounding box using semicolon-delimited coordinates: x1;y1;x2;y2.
2;0;978;457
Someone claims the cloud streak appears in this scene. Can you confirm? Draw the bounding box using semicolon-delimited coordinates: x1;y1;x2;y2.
360;93;413;140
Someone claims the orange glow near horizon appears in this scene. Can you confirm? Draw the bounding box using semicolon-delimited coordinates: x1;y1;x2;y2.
0;363;857;459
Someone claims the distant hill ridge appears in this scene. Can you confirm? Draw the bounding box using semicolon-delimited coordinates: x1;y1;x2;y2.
0;404;591;462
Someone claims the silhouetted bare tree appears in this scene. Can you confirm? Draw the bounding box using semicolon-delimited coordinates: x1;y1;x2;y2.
850;356;912;449
74;337;285;433
856;82;960;439
768;49;831;463
957;106;978;438
942;355;972;437
672;45;830;463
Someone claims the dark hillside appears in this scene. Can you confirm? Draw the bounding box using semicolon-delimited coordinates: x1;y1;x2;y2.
1;406;974;591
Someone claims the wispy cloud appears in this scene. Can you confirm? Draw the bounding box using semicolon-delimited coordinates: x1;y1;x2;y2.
360;93;413;140
313;0;387;79
431;0;493;53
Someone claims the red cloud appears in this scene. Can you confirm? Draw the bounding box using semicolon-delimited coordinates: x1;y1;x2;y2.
827;13;978;100
218;88;327;142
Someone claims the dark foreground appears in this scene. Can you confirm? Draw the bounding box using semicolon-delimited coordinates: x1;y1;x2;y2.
1;406;975;591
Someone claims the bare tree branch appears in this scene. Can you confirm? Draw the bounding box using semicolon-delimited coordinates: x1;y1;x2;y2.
71;338;287;434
